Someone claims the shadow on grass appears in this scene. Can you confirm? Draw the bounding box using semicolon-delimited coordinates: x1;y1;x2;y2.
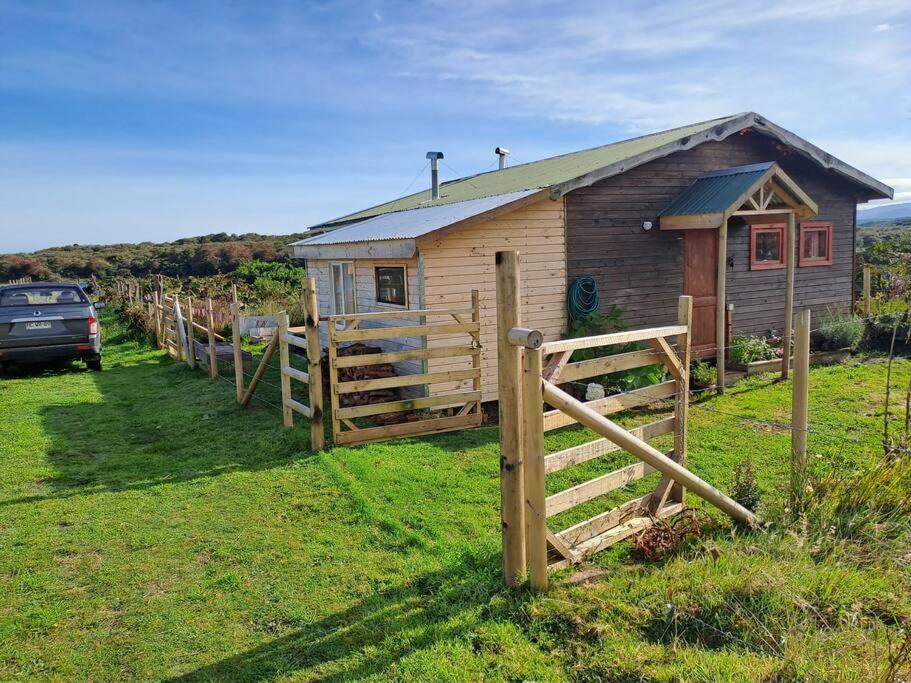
168;546;513;682
2;352;314;507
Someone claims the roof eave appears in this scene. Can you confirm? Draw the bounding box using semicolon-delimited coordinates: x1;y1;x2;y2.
291;239;417;261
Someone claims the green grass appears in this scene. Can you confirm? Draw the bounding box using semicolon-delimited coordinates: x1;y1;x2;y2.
0;310;908;680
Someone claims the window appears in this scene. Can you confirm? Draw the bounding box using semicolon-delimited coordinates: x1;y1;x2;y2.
375;266;407;306
750;224;786;270
799;221;833;266
330;262;356;314
0;286;86;306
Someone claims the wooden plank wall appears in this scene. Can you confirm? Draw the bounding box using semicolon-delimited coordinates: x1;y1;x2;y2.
565;132;861;336
418;196;567;401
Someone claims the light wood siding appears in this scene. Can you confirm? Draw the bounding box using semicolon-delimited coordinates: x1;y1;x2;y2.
308;258;425;379
418;196;567;401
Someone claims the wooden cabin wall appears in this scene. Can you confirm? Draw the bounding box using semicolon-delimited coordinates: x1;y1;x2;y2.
417;196;567;402
565;133;860;336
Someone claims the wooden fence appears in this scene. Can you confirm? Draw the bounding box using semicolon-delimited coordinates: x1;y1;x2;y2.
326;292;483;446
495;250;758;590
5;276;33;285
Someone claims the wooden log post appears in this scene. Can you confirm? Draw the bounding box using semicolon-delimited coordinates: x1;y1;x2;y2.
186;297;196;369
782;212;796;379
863;264;872;317
790;308;810;516
278;312;294;428
522;346;548;591
230;301;244;402
672;296;692;505
206;298;218;380
303;277;325;451
716;221;728;393
152;291;163;349
495;250;527;585
471;289;482;414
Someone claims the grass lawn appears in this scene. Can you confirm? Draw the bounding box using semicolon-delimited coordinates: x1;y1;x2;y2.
0;310;908;681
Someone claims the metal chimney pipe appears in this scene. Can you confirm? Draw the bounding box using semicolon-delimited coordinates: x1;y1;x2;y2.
495;146;510;170
426;151;444;200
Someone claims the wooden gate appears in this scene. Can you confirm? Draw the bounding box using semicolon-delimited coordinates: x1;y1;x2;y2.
327;292;483;446
496;250;758;590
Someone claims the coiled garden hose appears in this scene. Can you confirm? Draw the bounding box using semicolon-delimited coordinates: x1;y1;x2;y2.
567;275;600;322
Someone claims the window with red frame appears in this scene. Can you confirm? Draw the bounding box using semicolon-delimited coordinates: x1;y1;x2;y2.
799;221;833;266
750;224;786;270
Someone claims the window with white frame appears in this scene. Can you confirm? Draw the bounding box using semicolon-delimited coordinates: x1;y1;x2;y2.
330;262;356;314
375;265;407;306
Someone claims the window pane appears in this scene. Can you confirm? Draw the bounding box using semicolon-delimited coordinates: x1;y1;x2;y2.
816;229;828;258
332;264;344;313
343;264;355;314
755;231;781;262
376;266;406;305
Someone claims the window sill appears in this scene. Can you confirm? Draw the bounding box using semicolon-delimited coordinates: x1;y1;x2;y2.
750;262;786;271
798;259;832;268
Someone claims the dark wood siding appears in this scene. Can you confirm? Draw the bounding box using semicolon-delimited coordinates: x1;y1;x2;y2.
565;132;861;336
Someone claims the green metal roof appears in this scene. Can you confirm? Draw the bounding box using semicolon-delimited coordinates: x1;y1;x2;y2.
320;114;742;227
660;162;774;217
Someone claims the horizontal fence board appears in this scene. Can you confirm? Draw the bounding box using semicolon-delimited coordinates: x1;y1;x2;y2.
282;366;309;384
333;321;479;343
334;412;482;445
543;381;676;431
546;461;660;517
334;344;477;368
281;333;308;350
541;325;687;355
544;417;675;474
556;493;651;548
336;390;482;420
557;349;664;383
284;398;311;418
328;308;474;322
336;368;480;395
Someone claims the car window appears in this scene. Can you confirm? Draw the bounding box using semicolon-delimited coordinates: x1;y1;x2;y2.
0;286;87;306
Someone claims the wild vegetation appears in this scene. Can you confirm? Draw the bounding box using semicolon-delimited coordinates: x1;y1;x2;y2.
0;310;908;680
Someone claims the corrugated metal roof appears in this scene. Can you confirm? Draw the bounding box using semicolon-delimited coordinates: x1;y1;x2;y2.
292;189;541;246
660;162;774;217
319;115;742;227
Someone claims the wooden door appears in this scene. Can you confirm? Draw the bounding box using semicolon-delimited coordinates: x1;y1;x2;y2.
683;229;717;356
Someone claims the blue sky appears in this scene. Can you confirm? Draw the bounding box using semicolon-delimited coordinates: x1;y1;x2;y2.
1;0;909;252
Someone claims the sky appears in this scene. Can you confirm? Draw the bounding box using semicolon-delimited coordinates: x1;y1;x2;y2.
1;0;910;253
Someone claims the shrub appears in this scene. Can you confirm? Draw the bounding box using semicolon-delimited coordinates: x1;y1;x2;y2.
816;312;864;351
729;335;778;365
119;302;155;341
690;360;717;388
731;458;761;512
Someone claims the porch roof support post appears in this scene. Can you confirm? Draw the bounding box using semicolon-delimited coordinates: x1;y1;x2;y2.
716;221;728;394
782;212;796;379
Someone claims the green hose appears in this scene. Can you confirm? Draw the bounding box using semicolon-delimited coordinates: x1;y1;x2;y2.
567;275;600;322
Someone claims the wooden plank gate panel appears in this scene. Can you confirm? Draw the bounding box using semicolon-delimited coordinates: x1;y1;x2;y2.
327;292;483;446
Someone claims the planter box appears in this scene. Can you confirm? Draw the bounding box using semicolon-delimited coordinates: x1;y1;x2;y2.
730;348;851;375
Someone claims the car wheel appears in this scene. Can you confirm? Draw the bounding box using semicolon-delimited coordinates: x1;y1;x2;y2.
87;358;102;372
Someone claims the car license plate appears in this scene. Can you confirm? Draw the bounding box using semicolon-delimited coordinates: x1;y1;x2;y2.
25;321;52;330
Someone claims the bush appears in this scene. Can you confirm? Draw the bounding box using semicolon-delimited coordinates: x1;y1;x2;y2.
690;360;717;388
731;458;761;512
119;302;155;341
816;313;864;351
729;336;778;365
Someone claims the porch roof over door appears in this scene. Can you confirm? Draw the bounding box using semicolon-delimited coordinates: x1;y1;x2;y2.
658;161;818;230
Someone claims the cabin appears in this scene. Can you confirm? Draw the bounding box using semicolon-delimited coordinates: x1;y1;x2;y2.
291;112;893;401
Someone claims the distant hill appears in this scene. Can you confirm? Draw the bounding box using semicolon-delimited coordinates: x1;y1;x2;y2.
0;232;306;282
857;202;911;224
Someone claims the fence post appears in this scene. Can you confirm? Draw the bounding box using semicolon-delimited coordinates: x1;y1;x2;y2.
152;291;163;349
303;277;325;451
673;295;693;504
790;308;810;516
471;290;482;413
278;312;293;428
173;298;185;362
495;250;527;586
230;301;244;402
186;297;196;369
863;265;872;317
523;347;547;591
206;298;218;380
